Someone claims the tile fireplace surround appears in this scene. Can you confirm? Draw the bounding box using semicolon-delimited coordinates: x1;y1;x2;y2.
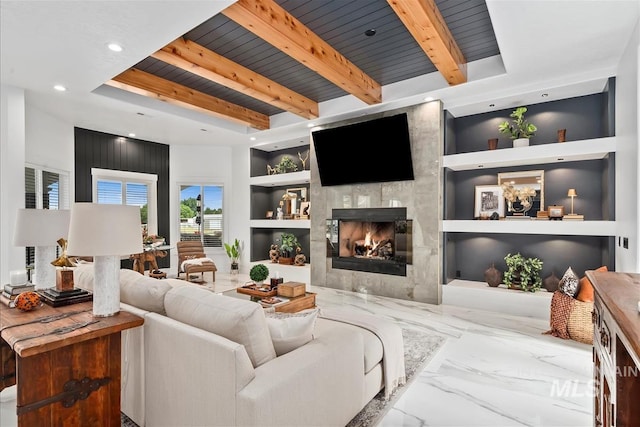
310;101;443;305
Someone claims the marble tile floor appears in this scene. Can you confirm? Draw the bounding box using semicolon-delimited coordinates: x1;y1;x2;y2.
1;277;593;427
312;286;593;427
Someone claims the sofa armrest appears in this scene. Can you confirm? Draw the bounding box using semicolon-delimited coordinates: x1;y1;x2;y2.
144;313;255;427
237;326;365;427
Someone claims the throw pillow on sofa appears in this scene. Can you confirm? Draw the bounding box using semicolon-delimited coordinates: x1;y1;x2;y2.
558;267;580;297
164;286;276;367
265;308;319;356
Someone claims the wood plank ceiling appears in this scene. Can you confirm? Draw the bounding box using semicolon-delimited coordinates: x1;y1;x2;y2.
106;0;499;131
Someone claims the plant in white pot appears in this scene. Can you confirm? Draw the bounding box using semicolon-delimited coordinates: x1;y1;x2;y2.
498;106;537;148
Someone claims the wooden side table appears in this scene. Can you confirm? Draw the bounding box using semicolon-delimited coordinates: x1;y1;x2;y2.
0;301;143;426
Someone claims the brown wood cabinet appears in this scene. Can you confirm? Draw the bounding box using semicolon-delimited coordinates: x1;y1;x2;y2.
0;301;143;426
586;271;640;427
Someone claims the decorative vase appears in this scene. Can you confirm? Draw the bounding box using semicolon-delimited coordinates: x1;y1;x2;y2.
487;138;499;150
230;262;239;276
513;138;529;148
557;129;566;143
484;263;501;287
543;271;560;292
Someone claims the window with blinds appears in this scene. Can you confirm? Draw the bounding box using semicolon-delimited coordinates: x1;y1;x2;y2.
92;168;158;236
179;184;223;248
23;165;70;268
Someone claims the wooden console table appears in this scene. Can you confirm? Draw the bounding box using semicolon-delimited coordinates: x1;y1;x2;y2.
586;271;640;427
0;301;143;426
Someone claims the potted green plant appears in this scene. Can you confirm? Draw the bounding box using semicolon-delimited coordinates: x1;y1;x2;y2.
224;238;241;274
498;106;537;148
249;263;269;284
278;232;298;265
275;155;298;174
503;252;543;292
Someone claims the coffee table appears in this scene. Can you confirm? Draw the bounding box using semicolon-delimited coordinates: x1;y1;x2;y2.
221;288;316;313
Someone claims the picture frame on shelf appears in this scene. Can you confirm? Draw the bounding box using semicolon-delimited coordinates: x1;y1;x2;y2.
548;205;565;220
300;201;310;219
474;185;504;219
266;210;274;219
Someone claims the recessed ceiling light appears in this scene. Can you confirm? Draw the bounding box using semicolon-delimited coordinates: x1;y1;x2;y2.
200;128;207;132
108;43;123;52
541;93;549;97
478;165;484;168
557;158;564;161
136;112;145;116
250;137;256;141
128;133;136;137
364;29;376;37
489;103;495;107
53;85;66;92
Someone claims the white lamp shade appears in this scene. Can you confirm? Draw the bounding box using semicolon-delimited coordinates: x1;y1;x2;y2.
13;209;70;247
67;203;143;256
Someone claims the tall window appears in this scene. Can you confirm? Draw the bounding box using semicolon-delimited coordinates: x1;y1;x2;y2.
24;165;70;266
179;184;223;248
92;168;157;235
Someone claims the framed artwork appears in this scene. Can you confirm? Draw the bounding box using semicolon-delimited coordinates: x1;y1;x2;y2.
266;210;274;219
474;185;504;219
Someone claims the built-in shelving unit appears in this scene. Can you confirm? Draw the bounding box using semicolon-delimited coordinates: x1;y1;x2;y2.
443;86;617;285
249;170;310;187
442;219;616;236
442;137;616;171
249;145;311;269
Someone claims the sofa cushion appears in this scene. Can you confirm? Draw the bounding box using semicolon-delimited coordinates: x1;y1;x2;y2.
315;318;383;374
73;265;174;314
164;286;276;367
265;308;319;356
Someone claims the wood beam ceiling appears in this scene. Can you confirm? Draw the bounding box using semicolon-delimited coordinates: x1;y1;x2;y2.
106;68;270;130
152;37;319;120
387;0;467;86
221;0;382;105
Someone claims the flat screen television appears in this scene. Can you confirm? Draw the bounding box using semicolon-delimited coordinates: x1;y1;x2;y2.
311;113;414;186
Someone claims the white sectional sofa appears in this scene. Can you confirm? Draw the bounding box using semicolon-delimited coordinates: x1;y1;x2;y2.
73;265;404;427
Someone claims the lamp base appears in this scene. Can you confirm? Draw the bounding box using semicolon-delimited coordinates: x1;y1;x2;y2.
38;287;93;307
563;214;584;221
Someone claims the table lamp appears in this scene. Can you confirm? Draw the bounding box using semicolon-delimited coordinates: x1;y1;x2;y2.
12;209;70;290
564;188;584;220
67;203;142;317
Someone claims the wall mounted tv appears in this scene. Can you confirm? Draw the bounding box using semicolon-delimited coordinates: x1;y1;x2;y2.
312;113;414;186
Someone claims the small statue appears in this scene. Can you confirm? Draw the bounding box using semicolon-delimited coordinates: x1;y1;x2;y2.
267;164;275;175
277;206;284;220
269;244;280;263
294;246;306;266
51;238;76;268
298;150;309;170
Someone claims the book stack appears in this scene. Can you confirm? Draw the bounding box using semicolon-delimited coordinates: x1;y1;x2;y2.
1;283;35;307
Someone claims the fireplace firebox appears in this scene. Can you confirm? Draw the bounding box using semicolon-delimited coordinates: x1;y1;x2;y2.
326;208;412;276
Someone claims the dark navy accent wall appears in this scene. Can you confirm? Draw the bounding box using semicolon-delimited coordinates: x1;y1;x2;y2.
74;127;170;268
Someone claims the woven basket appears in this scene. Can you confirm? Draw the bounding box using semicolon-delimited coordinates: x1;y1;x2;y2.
567;299;594;345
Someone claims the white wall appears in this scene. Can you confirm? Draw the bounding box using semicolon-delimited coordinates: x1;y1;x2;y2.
0;85;26;284
170;143;249;273
25;101;75;196
615;19;640;273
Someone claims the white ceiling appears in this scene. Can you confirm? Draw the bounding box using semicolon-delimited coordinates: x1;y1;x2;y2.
1;0;638;150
